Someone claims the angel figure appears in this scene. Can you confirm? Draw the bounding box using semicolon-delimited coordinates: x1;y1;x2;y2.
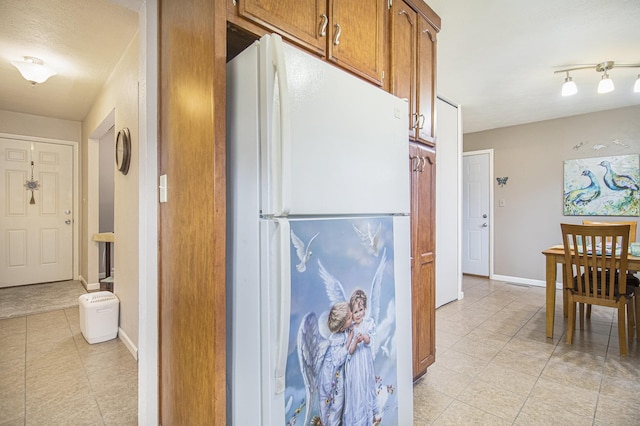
297;302;355;426
297;248;388;426
343;288;378;426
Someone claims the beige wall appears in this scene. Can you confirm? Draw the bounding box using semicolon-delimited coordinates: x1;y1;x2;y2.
0;110;81;142
464;105;640;283
83;33;140;350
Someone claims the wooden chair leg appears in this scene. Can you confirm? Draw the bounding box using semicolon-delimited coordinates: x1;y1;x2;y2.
627;302;634;344
586;304;592;319
579;303;585;330
635;292;640;340
567;299;576;345
618;304;628;356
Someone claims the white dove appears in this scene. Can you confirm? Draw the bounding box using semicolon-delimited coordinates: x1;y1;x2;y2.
352;222;382;256
291;231;319;272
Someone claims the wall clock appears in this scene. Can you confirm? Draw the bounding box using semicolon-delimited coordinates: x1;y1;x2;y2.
115;127;131;175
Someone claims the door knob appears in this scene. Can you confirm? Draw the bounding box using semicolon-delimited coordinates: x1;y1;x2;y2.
482;214;487;218
482;223;488;227
65;219;72;225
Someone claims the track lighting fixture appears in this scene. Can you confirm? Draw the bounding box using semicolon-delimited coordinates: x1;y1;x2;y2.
554;61;640;96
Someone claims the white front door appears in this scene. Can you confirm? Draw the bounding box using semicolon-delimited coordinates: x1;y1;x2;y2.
462;151;490;276
0;138;74;287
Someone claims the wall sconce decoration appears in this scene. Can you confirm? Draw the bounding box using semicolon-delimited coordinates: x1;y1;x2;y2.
554;61;640;96
496;177;508;187
11;56;56;86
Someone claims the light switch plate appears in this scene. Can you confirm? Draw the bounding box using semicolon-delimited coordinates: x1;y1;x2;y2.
159;174;168;203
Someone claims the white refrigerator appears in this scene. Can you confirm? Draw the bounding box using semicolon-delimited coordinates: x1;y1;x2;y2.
226;34;413;426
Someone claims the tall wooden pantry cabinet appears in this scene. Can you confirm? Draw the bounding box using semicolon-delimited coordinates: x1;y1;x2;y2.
227;0;440;383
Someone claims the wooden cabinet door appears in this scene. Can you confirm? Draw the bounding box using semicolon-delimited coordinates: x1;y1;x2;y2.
416;16;437;144
410;143;436;380
390;0;417;141
327;0;385;86
238;0;327;55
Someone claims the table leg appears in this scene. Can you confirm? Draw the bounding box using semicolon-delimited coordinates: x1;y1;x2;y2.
105;242;111;279
546;254;557;338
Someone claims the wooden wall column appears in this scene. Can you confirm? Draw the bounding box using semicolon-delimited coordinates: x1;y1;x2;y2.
158;0;226;423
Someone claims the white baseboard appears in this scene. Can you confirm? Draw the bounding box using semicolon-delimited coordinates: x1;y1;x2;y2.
87;282;100;291
491;274;561;289
119;327;138;361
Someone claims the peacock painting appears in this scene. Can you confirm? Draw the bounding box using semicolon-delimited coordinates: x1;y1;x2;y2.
564;154;640;216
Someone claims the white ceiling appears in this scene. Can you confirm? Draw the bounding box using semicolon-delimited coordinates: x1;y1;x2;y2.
427;0;640;133
2;0;639;133
0;0;139;122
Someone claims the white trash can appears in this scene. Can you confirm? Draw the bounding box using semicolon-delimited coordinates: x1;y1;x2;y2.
79;291;119;344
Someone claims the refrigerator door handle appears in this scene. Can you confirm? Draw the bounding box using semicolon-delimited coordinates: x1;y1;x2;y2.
273;218;291;394
271;35;292;216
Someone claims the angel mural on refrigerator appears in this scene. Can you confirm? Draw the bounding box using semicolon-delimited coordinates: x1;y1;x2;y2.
285;217;399;426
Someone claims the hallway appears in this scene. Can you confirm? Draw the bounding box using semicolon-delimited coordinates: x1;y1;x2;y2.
0;307;137;424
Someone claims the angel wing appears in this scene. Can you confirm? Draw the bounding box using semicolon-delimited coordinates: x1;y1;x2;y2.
368;247;387;325
317;259;347;304
297;312;330;426
291;231;319;273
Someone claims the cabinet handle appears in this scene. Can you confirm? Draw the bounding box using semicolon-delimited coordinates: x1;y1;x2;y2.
410;155;419;172
412;113;419;129
420;156;426;173
319;14;328;37
423;27;435;42
418;114;425;129
334;23;342;45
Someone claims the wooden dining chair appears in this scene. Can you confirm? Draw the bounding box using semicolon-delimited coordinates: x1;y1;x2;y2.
560;223;635;356
582;220;637;242
582;220;640;337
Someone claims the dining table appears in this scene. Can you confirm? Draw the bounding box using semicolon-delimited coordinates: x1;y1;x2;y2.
542;245;640;338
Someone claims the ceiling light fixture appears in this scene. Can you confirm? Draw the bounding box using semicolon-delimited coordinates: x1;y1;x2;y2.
10;56;56;86
554;61;640;96
561;71;578;96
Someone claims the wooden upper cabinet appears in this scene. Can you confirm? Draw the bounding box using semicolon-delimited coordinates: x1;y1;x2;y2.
389;0;439;145
228;0;386;86
416;17;437;144
390;1;417;140
234;0;327;55
327;0;386;86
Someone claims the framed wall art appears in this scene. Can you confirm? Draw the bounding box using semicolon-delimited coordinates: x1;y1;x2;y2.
564;154;640;216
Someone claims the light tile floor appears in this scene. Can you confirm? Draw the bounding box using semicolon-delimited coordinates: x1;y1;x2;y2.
413;275;640;425
0;307;137;425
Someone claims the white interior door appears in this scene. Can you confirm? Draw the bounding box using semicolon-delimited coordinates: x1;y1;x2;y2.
435;97;461;307
0;138;74;287
462;151;490;276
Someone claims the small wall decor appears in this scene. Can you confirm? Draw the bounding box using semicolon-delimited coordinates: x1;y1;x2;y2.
496;177;508;187
115;128;131;175
563;154;640;216
23;143;39;204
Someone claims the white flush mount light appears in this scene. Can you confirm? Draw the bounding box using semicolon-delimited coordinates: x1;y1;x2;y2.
11;56;56;85
554;60;640;96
